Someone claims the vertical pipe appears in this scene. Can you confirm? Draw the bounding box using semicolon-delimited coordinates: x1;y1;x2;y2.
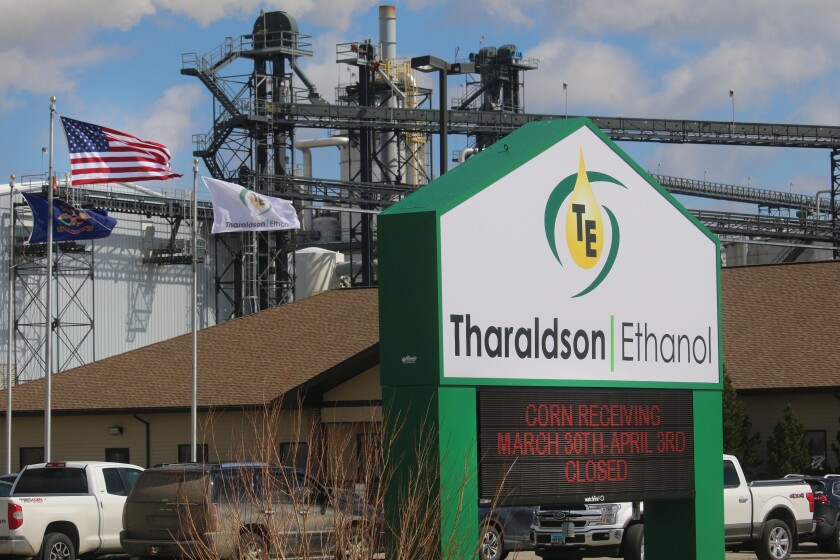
378;6;398;181
359;41;374;285
191;161;198;463
45;96;56;463
6;174;14;473
439;72;448;175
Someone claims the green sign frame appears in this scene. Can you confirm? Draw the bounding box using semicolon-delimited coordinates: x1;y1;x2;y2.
379;118;724;560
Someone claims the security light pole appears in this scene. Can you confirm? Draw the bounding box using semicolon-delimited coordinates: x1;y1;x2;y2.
411;56;474;177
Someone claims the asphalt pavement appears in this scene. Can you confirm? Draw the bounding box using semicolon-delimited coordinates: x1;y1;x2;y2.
507;542;840;559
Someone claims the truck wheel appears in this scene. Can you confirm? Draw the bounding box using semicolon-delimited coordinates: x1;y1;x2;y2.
754;519;791;560
623;523;644;560
40;533;75;560
479;524;508;560
336;533;371;560
237;531;267;560
827;518;840;554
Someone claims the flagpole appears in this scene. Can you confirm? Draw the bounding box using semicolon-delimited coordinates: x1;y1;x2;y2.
191;160;198;463
6;174;14;474
45;96;56;463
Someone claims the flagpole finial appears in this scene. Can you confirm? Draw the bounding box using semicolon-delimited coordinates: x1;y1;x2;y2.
9;174;14;182
50;96;56;104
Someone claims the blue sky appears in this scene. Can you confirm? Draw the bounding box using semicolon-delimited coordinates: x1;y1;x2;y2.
2;0;839;211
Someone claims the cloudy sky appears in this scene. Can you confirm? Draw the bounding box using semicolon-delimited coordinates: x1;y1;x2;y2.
1;0;839;210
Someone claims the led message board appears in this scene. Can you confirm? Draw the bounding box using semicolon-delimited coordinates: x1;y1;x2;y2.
478;388;695;505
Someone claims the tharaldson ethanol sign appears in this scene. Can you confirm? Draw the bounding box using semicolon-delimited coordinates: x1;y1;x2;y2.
448;314;714;366
439;127;720;384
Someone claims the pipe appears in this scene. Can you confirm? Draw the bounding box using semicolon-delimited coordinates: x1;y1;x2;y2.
336;259;378;278
295;138;350;232
133;413;150;468
378;5;399;182
401;72;421;187
289;59;328;105
375;67;406;100
815;189;831;219
296;137;351;176
459;147;479;163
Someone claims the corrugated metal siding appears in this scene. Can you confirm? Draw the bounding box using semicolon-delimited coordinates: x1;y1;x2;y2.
0;186;229;383
91;211;218;358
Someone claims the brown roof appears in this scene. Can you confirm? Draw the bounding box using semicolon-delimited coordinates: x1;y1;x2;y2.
5;260;835;412
2;288;379;413
722;260;840;391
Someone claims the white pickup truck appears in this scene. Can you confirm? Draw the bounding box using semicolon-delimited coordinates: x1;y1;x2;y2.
0;461;143;560
530;455;814;560
724;454;814;560
530;501;642;560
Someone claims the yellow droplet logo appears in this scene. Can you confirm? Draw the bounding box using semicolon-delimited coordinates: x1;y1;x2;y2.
565;150;603;269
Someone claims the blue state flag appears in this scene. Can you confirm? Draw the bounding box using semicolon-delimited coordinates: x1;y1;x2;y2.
22;192;117;244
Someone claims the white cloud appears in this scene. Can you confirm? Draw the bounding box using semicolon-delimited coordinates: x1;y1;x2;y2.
156;0;381;30
563;0;840;43
526;36;651;115
136;84;205;155
642;144;773;186
795;92;840;126
653;40;831;117
0;0;156;44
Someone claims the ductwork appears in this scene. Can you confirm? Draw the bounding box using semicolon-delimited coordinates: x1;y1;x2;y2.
459;147;479;163
296;137;351;232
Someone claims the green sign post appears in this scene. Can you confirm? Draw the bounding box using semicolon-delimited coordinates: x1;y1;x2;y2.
379;118;724;560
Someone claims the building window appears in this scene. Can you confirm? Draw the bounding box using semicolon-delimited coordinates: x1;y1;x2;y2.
105;448;130;464
19;447;44;469
806;430;827;472
178;444;208;463
280;442;309;471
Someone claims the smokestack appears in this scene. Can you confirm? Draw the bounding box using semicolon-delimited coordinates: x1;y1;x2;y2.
378;5;399;182
379;5;396;61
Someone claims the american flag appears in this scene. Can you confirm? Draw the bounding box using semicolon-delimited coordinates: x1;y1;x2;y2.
60;116;182;185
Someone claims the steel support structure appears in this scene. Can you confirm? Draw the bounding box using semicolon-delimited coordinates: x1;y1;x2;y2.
11;199;95;383
182;18;840;320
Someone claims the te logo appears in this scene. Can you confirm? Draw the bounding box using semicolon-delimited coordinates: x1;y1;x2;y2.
544;149;626;297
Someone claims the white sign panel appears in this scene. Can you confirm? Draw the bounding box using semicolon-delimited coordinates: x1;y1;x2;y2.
440;127;719;384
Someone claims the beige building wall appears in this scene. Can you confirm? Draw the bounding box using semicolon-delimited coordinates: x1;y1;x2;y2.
0;366;387;481
0;408;313;472
321;366;383;492
323;366;382;402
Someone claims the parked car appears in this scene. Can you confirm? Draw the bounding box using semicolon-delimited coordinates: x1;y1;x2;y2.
785;474;840;553
479;505;536;560
724;454;815;560
528;454;814;560
529;501;641;560
121;462;378;560
0;461;143;560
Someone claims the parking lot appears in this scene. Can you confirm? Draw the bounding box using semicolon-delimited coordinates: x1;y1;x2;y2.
505;543;840;559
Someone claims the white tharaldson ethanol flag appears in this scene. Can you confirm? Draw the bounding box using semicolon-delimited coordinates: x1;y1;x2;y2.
202;177;300;234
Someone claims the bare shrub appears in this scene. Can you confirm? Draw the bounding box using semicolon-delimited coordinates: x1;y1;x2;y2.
160;395;504;560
